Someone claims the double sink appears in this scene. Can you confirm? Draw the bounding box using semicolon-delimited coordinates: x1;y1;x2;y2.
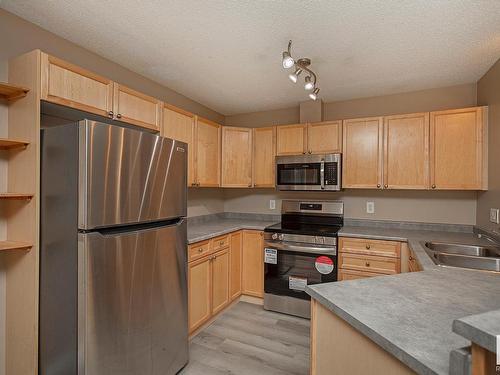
422;240;500;272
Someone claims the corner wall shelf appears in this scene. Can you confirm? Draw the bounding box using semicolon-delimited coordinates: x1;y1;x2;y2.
0;82;30;101
0;193;34;200
0;241;32;252
0;138;30;150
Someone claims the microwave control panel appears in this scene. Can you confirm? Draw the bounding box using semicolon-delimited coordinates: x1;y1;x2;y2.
324;162;338;185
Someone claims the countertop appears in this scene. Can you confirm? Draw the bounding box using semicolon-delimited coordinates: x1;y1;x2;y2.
187;215;278;244
307;226;500;375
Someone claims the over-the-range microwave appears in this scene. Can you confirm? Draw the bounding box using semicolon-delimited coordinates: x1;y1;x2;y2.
275;154;341;191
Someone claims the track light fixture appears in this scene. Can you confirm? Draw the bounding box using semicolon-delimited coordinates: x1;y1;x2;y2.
281;40;320;100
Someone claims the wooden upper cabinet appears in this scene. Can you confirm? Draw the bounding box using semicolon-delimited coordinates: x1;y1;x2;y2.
253;126;276;188
342;117;384;189
221;127;253;187
196;117;221;187
41;53;113;117
113;84;162;131
384;113;429;189
307;121;342;154
276;124;307;155
162;104;196;186
430;107;487;190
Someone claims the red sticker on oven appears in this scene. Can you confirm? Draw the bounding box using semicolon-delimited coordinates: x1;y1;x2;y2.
315;256;334;274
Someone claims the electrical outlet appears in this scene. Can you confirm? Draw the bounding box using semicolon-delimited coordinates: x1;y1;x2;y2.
489;208;499;224
269;200;276;210
366;201;375;214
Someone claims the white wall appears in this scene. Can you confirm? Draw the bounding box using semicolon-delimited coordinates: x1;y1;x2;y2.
0;60;8;375
223;189;477;225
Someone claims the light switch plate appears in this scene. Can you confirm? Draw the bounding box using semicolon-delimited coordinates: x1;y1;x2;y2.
366;201;375;214
269;200;276;210
489;208;499;224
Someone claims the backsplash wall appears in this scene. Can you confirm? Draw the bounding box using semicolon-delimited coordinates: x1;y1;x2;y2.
222;189;477;225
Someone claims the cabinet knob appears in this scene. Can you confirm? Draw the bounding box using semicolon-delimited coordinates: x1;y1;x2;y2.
366;244;371;250
107;111;114;118
116;113;122;119
198;248;203;253
377;184;381;188
384;184;388;189
302;152;306;155
308;150;312;154
365;262;370;267
191;183;197;186
431;184;436;189
409;256;414;261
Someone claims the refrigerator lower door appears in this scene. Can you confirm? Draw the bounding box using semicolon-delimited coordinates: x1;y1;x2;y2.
78;220;188;375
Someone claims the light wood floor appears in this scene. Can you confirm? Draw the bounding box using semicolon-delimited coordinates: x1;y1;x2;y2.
180;301;310;375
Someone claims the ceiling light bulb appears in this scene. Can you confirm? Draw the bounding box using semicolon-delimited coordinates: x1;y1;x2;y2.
309;88;320;100
304;76;314;90
282;51;294;69
289;68;302;83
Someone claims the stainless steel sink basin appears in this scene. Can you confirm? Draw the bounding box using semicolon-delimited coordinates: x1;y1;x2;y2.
422;241;500;272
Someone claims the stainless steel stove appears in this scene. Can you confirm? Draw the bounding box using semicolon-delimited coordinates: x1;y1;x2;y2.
263;200;343;319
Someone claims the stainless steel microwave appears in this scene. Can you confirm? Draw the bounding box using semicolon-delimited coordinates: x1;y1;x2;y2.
276;154;341;191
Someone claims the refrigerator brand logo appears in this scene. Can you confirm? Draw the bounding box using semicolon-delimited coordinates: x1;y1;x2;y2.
176;147;185;153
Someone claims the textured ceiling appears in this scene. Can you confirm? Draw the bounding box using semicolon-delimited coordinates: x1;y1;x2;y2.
1;0;500;115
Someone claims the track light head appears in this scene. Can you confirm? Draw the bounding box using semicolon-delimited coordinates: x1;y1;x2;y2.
282;51;294;69
304;76;314;90
289;68;302;83
309;88;320;100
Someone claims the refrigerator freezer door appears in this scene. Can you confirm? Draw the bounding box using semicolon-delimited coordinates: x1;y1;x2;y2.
78;220;188;375
79;120;187;230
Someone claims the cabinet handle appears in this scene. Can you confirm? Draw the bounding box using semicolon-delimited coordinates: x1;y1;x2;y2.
219;241;224;246
366;244;371;250
107;111;114;118
116;113;122;119
198;248;203;253
377;184;381;188
308;150;312;154
365;262;370;267
409;256;414;261
384;184;388;189
431;184;436;189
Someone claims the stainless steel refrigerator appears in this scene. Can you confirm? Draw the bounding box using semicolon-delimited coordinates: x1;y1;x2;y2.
40;120;188;375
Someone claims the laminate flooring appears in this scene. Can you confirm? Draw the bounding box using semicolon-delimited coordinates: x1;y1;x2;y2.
180;301;310;375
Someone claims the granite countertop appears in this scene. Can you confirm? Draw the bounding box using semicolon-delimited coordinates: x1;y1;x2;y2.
187;214;278;244
307;226;500;375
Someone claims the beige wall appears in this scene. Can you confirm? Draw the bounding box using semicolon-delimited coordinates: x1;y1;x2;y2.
476;58;500;234
223;83;479;225
225;83;477;127
223;189;477;225
187;189;225;217
0;9;224;124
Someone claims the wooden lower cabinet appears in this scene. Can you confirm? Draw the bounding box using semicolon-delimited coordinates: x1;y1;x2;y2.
408;248;423;272
338;237;402;279
211;248;230;315
241;230;264;297
229;231;243;300
188;255;212;333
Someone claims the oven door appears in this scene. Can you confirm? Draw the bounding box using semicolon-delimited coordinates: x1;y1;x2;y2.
264;241;337;302
276;155;323;191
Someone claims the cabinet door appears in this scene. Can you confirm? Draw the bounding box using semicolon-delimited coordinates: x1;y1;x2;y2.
430;107;487;190
221;127;253;187
41;53;113;117
196;118;221;187
188;256;211;333
253;127;276;188
342;117;384;188
307;121;342;154
229;231;242;300
276;124;307;155
211;249;230;315
241;230;264;298
383;113;429;189
162;105;196;186
113;84;162;131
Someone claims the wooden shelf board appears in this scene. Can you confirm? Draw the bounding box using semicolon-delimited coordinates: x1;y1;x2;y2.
0;138;30;150
0;193;34;200
0;241;32;252
0;82;30;101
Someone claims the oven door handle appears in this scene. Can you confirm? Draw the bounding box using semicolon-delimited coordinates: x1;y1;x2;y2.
320;159;325;190
265;241;336;255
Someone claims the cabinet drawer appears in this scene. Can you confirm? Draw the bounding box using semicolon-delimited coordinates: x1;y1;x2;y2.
340;237;401;258
338;269;385;281
339;253;400;274
188;240;211;262
211;235;230;252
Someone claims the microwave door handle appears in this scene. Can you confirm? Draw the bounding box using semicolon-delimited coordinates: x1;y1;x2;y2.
320;160;325;190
